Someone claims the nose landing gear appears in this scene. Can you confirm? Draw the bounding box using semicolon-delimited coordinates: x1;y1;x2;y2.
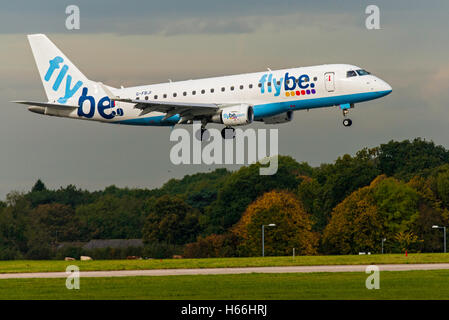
341;105;353;127
343;118;352;127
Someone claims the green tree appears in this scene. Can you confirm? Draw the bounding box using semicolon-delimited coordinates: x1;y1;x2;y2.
76;194;145;240
436;170;449;208
372;177;420;234
314;149;380;221
31;179;46;192
375;138;449;179
142;195;201;245
323;176;425;254
29;203;80;242
297;177;325;231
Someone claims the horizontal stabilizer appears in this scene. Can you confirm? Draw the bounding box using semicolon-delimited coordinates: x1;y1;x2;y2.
11;100;79;109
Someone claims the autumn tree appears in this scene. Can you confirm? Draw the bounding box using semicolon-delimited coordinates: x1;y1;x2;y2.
393;231;422;253
232;190;318;256
321;182;384;254
206;156;313;234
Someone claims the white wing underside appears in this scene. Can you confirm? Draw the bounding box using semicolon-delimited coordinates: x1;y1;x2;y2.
113;97;219;120
99;83;222;121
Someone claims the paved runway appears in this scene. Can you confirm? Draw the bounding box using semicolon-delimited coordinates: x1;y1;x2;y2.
1;263;449;279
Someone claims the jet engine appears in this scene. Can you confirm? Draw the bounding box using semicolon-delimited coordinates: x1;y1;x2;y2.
211;104;254;126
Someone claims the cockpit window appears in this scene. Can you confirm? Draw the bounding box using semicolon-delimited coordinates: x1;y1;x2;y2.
356;69;370;76
346;70;357;78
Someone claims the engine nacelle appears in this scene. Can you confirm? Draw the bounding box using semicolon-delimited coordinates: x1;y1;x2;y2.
212;104;254;126
262;110;293;124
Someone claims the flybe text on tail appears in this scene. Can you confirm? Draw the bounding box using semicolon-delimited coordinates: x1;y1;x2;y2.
45;56;124;120
45;56;83;104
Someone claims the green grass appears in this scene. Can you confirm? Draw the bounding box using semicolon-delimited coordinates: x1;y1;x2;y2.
1;270;449;299
0;253;449;273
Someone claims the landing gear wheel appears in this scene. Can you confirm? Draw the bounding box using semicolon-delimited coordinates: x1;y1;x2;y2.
195;128;210;141
221;127;235;139
343;118;352;127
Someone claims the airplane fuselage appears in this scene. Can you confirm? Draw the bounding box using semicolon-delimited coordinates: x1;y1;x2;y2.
102;64;389;126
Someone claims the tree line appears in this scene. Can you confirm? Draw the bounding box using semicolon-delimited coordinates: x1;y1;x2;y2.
0;138;448;259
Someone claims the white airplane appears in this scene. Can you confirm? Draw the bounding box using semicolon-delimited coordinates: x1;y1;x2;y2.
14;34;392;139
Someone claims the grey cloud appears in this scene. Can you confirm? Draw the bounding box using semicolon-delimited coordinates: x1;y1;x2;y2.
1;1;449;198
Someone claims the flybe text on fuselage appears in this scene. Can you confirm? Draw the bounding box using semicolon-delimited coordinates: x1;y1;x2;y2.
258;72;317;97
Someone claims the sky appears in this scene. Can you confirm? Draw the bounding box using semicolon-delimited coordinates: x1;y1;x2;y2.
1;0;449;198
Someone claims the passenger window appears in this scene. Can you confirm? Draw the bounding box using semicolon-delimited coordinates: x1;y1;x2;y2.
183;92;187;96
163;94;167;98
313;77;317;81
230;86;234;91
240;85;243;90
221;87;225;92
173;93;177;97
258;83;262;88
145;96;148;100
192;91;196;95
201;89;205;94
347;70;357;78
210;88;214;93
249;84;253;89
154;95;158;99
136;97;140;100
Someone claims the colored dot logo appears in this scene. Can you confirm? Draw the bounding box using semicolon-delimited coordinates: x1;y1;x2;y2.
284;79;317;97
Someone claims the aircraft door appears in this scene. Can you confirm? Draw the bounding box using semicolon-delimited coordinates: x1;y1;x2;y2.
324;72;335;92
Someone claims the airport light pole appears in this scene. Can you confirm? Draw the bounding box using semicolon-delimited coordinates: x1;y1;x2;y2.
381;238;386;254
262;224;276;257
432;225;446;253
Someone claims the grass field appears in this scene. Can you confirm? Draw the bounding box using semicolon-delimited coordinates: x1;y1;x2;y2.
0;270;448;299
0;253;448;273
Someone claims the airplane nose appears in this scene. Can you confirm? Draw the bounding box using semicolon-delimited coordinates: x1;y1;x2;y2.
383;81;392;94
376;77;392;95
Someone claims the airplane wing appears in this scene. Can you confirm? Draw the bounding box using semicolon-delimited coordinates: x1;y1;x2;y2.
99;83;219;121
114;98;219;119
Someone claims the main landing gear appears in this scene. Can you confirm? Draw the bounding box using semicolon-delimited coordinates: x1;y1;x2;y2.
195;126;236;141
221;126;235;139
195;124;210;141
